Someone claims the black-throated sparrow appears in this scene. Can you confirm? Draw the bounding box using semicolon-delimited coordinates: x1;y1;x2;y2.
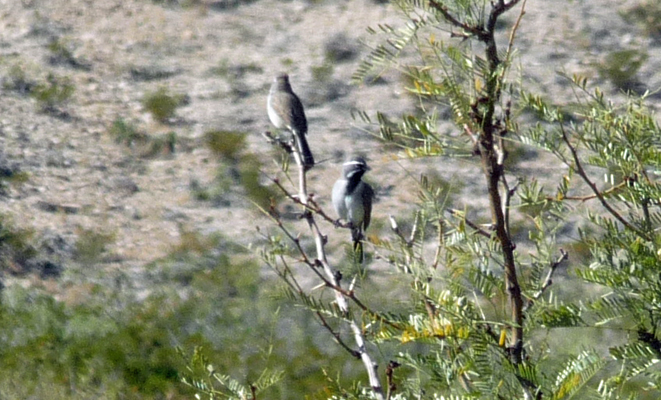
267;74;314;170
332;156;374;262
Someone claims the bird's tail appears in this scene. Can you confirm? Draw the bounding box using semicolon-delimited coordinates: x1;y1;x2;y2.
352;229;364;263
294;132;315;170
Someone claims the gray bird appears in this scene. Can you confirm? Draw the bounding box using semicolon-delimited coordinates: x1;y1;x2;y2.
267;74;314;170
332;156;374;262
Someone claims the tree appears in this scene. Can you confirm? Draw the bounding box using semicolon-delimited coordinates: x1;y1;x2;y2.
184;0;661;398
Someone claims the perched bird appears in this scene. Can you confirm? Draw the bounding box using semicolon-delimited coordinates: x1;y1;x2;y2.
332;156;375;262
267;74;314;170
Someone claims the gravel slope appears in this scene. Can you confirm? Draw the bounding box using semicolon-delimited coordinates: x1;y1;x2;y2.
0;0;659;295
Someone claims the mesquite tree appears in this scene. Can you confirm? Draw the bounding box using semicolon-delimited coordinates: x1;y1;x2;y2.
183;1;661;399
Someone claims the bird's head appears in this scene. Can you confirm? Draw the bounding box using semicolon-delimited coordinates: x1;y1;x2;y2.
343;156;370;179
274;73;291;89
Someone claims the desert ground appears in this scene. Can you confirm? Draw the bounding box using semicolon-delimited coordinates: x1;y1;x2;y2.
0;0;659;297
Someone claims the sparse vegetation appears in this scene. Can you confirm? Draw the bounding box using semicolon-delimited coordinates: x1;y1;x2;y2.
596;49;648;92
2;64;35;94
324;33;358;63
109;118;182;157
310;62;334;83
0;160;30;195
621;1;661;40
30;73;75;114
204;130;246;161
109;118;149;147
141;87;189;124
0;213;37;274
2;0;661;399
46;37;91;70
74;228;115;264
199;130;278;208
209;60;263;79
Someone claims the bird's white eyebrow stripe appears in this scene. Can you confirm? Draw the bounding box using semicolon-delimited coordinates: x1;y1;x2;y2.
343;161;364;166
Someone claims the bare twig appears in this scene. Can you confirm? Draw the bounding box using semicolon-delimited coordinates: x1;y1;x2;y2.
432;217;444;270
388;214;418;274
262;131;294;154
271;178;350;228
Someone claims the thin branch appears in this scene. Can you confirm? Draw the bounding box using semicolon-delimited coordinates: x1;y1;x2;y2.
502;175;520;237
385;361;401;400
271;178;350;228
472;0;524;365
277;254;306;295
262;131;293;154
559;123;651;240
389;215;416;272
527;249;569;308
316;311;361;358
550;181;627;202
269;178;401;330
488;0;523;33
428;0;484;37
266;134;385;399
432;217;444;270
500;0;527;83
447;208;492;238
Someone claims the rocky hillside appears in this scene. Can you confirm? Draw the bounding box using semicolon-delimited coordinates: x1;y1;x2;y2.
0;0;659;298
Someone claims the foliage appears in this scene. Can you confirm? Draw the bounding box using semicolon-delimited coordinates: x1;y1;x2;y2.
0;231;360;398
179;346;283;400
205;130;247;161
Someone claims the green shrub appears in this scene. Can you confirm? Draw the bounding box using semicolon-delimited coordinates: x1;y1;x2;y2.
204;130;246;161
310;62;334;83
142;87;188;124
596;49;648;92
109;118;148;147
620;1;661;40
47;37;90;70
2;64;35;94
74;229;115;264
31;73;75;114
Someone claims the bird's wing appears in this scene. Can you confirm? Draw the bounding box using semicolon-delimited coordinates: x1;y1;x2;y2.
362;182;375;230
289;93;308;135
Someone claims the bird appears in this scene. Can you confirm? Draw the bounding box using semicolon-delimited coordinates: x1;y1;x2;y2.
267;73;314;170
332;156;375;262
